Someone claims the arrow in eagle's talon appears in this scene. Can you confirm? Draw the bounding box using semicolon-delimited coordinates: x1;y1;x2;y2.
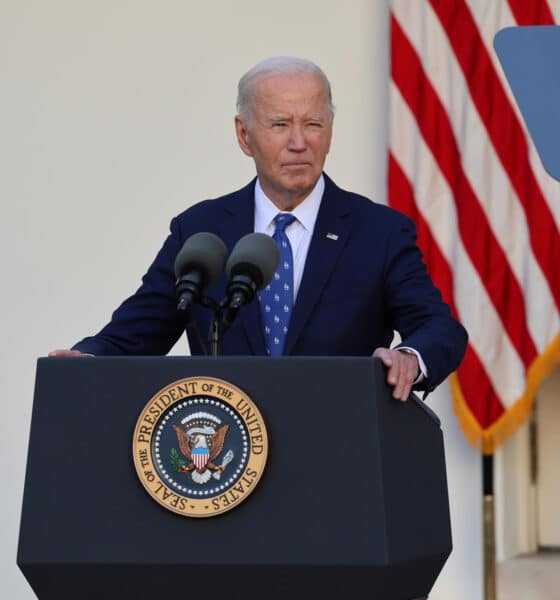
212;450;234;479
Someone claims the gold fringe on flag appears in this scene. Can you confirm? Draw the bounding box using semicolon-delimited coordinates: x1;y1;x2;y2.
451;334;560;455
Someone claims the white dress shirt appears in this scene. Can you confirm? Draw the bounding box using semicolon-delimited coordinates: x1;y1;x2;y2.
254;175;324;301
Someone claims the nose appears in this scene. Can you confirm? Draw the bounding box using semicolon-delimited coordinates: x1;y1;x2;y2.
287;125;307;151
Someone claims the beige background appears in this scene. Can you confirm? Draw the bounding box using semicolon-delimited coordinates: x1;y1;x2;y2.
0;2;482;598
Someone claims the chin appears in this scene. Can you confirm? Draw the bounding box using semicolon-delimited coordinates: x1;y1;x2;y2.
282;173;317;192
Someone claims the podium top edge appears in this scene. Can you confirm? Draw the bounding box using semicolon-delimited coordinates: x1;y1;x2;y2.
36;355;383;363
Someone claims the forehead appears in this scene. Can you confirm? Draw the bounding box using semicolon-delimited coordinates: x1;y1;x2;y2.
250;72;329;115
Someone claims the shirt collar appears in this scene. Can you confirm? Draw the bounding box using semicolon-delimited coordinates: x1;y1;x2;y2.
254;174;325;233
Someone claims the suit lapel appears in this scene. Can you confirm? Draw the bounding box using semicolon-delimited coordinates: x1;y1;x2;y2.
218;180;267;355
284;176;352;354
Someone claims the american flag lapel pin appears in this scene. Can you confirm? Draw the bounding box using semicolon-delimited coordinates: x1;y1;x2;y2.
326;232;339;241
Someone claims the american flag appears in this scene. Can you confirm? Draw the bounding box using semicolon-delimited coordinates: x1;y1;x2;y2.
388;0;560;454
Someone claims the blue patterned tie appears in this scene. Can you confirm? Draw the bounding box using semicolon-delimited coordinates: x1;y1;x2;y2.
259;213;296;356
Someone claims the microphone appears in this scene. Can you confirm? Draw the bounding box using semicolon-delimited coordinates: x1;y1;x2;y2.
224;233;280;311
174;232;228;313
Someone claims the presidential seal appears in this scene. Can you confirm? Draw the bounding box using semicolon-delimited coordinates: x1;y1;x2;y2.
133;377;268;517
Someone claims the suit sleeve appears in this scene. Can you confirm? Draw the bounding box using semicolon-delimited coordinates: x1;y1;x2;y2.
382;216;468;391
72;216;186;355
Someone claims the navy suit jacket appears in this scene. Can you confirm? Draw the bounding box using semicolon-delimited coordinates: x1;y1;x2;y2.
74;175;467;392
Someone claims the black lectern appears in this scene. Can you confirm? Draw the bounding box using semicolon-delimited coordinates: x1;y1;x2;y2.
18;356;451;599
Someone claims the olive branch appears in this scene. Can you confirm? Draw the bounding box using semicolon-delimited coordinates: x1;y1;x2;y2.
170;447;186;473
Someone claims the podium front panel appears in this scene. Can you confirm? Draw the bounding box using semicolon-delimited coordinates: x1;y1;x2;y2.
18;356;451;599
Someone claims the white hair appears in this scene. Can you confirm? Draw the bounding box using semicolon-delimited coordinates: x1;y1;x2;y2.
236;56;335;122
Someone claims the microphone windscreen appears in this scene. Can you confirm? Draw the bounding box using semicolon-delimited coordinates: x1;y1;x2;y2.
174;232;228;288
226;233;280;290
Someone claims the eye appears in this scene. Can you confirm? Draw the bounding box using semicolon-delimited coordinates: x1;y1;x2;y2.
272;122;287;128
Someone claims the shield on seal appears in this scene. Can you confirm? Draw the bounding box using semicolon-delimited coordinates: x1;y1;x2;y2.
192;447;210;470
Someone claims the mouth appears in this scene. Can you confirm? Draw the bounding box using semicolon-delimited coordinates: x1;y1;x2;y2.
282;162;311;169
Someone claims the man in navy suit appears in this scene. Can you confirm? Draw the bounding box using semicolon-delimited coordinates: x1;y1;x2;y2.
50;57;467;401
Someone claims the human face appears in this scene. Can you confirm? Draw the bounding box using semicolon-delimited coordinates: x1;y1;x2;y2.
235;72;333;210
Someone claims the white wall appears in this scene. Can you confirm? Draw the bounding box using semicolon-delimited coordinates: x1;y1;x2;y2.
0;2;481;598
495;421;536;560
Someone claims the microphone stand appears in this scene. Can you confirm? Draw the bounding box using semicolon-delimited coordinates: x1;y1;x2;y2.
176;277;259;358
209;315;222;357
196;297;223;357
208;273;258;356
177;295;223;357
209;297;243;357
176;293;245;357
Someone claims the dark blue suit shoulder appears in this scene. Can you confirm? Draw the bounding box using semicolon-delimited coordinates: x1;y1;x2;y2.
338;189;416;234
172;181;255;225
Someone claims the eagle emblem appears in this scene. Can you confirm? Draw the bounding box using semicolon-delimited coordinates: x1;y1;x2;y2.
134;377;268;517
172;411;233;484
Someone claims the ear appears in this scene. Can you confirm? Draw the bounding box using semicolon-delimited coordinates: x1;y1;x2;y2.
325;120;333;156
235;115;254;158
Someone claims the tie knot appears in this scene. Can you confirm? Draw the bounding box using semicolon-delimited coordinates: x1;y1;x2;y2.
274;213;296;233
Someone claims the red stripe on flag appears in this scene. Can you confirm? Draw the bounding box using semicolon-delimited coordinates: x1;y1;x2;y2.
389;152;505;427
388;153;455;310
391;15;538;368
507;0;555;25
460;345;506;428
429;0;560;313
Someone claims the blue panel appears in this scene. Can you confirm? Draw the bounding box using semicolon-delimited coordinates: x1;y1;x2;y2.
494;26;560;182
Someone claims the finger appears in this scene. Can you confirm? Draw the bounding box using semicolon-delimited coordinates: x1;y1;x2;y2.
373;347;393;367
394;373;412;402
394;356;417;401
392;365;408;400
48;349;85;357
387;351;400;389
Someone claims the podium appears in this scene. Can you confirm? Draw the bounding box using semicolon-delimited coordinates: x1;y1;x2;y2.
18;356;451;599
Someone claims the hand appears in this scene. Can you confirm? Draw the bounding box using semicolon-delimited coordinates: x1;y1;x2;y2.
48;349;88;357
373;347;419;402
